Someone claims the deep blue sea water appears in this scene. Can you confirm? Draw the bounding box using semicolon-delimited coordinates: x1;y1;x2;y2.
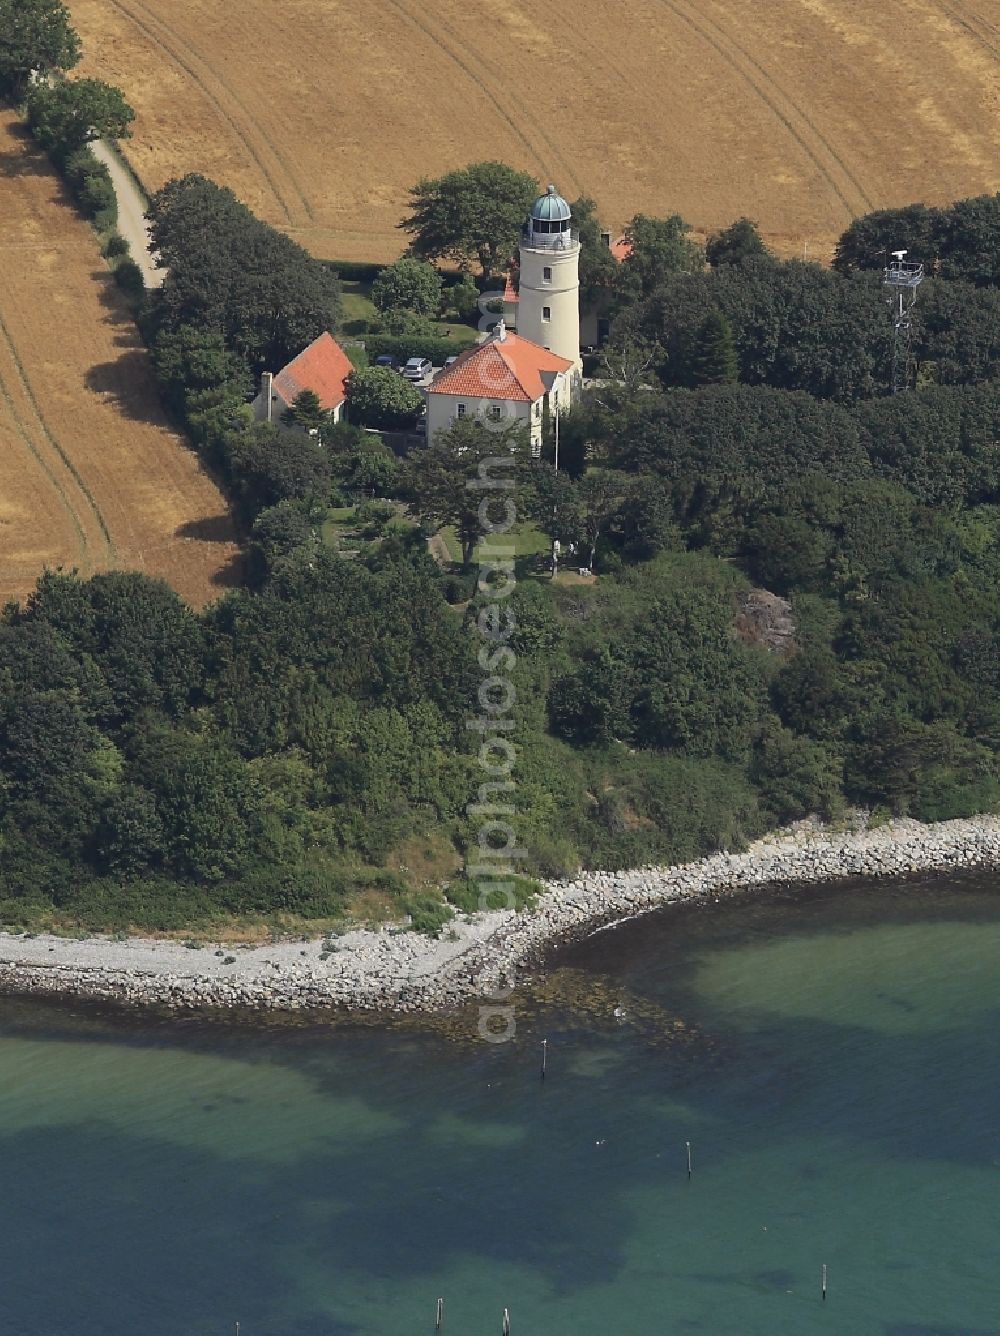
1;872;999;1335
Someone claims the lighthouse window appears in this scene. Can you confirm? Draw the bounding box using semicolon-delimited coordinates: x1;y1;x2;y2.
542;306;551;321
543;266;552;282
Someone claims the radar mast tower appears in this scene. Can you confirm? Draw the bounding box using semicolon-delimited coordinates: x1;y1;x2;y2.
883;249;924;393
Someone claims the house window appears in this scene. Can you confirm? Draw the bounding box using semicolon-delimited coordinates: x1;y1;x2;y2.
533;402;541;419
543;266;552;282
457;403;467;418
487;403;502;422
542;306;551;321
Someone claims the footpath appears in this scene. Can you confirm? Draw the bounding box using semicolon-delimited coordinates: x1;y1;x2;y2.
91;140;163;288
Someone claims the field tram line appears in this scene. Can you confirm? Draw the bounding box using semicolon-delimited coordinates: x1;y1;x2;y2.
384;0;585;197
0;313;114;564
936;0;1000;62
106;0;312;227
697;0;877;214
0;339;91;572
652;0;874;219
955;1;1000;39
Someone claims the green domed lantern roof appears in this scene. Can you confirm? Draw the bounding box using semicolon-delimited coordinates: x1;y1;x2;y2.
530;184;571;224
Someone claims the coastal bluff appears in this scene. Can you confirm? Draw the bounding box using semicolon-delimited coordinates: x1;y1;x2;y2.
3;815;1000;1015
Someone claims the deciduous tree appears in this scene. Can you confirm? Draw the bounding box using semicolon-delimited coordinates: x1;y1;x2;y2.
371;257;443;317
402;418;529;564
401;162;539;279
706;217;769;268
0;0;80;95
224;422;335;518
345;366;422;429
573;195;618;308
25;78;134;157
147;174;342;372
616;213;703;301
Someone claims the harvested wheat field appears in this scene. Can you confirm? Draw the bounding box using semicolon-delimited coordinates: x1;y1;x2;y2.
69;0;999;261
0;112;241;609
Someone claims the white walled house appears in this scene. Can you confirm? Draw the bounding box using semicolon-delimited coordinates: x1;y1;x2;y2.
425;322;573;455
252;332;353;427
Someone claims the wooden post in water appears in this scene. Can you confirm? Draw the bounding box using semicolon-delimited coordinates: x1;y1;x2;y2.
540;1039;547;1080
502;1307;511;1334
436;1296;444;1328
822;1264;827;1301
686;1140;692;1180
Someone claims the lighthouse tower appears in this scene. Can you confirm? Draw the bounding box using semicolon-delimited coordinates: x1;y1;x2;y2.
517;184;581;378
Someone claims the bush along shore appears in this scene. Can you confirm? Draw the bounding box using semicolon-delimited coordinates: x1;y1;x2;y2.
2;814;1000;1015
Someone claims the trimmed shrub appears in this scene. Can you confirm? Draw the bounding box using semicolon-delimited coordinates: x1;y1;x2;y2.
364;332;477;364
114;257;145;295
78;171;117;220
57;147;118;225
326;259;384;282
62;147;100;188
103;232;130;258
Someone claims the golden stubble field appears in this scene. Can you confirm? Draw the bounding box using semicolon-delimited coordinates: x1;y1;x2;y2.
69;0;999;261
0;112;241;608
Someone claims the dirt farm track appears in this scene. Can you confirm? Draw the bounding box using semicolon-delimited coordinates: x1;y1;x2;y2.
0;112;240;609
70;0;999;261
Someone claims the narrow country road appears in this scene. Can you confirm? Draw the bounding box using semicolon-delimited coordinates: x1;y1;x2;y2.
89;140;163;289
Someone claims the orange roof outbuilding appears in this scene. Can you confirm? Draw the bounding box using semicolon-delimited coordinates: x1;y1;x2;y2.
272;332;353;412
429;330;572;402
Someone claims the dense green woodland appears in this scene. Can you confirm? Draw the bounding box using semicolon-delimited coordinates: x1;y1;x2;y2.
3;134;1000;929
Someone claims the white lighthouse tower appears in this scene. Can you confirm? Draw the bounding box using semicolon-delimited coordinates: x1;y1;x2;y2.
517;184;581;381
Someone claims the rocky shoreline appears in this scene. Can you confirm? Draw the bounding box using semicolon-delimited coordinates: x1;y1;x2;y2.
2;815;1000;1015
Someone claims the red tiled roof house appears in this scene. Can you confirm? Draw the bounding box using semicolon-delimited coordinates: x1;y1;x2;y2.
252;332;353;429
425;321;573;455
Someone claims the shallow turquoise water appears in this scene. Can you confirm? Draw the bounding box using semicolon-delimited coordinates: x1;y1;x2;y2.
2;873;1000;1335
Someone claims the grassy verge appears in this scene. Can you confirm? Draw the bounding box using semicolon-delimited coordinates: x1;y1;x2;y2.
341;278;377;336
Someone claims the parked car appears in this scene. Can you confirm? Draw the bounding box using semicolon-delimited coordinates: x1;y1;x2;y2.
374;353;400;371
402;356;433;382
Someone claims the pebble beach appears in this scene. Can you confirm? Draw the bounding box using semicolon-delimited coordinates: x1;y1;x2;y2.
2;814;1000;1014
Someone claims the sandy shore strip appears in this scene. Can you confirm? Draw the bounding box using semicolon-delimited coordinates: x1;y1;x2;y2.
2;815;1000;1014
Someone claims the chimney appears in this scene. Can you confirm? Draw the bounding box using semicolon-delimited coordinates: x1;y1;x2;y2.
260;371;274;423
